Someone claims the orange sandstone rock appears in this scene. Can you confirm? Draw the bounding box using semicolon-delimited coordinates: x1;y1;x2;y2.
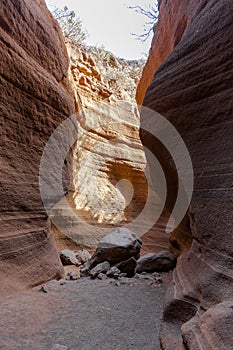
0;0;75;296
140;0;233;348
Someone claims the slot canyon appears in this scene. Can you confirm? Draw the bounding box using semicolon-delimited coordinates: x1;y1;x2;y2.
0;0;232;349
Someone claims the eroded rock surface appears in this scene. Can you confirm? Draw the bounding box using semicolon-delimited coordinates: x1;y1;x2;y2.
0;0;75;296
50;45;150;249
139;0;233;348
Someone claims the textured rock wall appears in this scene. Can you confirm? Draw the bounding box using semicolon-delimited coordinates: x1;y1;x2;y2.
0;0;75;296
140;0;233;348
51;45;152;249
136;0;190;106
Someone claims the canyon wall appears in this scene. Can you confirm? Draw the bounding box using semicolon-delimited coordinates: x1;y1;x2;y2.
139;0;233;348
51;45;152;250
0;0;75;296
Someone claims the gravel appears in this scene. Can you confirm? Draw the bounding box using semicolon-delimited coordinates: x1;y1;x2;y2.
0;275;170;350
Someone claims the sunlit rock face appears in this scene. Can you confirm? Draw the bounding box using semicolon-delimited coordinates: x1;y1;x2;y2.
51;46;150;249
139;0;233;348
0;0;75;296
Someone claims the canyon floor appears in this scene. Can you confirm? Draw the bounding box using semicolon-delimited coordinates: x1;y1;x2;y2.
0;273;171;350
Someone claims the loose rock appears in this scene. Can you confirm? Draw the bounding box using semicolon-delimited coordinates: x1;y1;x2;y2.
51;345;68;350
59;280;66;286
106;266;121;279
136;252;177;273
116;257;137;277
59;250;80;266
40;285;49;293
89;261;111;279
75;249;91;265
97;273;109;280
66;271;80;281
134;273;154;281
80;261;92;277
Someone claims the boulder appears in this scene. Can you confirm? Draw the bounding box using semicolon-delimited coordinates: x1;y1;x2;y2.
136;252;177;273
116;257;137;278
59;250;79;266
89;228;142;267
89;261;111;279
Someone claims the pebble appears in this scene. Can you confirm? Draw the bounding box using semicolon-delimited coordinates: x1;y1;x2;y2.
59;279;66;286
40;285;48;293
51;344;68;350
66;271;79;281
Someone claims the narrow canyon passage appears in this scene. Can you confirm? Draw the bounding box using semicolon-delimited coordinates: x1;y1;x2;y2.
1;1;233;350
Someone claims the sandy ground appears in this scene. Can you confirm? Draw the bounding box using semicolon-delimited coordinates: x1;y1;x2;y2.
0;274;170;350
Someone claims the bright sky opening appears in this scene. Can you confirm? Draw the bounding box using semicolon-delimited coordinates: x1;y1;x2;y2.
45;0;157;60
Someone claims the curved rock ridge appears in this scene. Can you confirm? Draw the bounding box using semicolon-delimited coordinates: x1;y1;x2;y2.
139;0;233;348
0;0;75;296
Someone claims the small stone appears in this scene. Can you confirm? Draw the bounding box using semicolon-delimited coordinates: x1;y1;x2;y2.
152;272;161;277
118;279;128;285
109;280;121;286
40;285;48;293
154;276;163;283
134;273;153;280
59;279;66;285
106;266;121;278
66;271;79;281
75;249;91;265
120;273;128;278
150;281;161;288
97;273;108;280
90;261;111;279
51;344;68;350
80;261;91;277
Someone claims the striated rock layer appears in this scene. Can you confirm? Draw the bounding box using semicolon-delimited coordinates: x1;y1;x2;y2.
139;0;233;349
0;0;75;296
51;45;157;249
136;0;189;106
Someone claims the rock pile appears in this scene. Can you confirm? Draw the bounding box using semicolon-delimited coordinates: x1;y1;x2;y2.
59;249;91;266
59;228;176;281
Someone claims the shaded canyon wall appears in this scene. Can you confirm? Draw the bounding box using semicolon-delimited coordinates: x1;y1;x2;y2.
0;0;75;296
139;0;233;348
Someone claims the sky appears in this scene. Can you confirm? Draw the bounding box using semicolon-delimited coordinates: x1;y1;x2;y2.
45;0;157;60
